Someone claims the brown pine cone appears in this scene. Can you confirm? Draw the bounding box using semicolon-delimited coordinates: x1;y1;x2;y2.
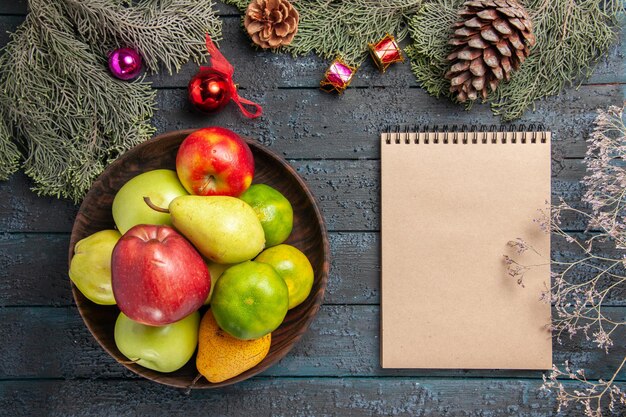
244;0;299;49
445;0;536;102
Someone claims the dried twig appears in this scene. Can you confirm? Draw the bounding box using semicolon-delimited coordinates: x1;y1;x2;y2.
506;105;626;416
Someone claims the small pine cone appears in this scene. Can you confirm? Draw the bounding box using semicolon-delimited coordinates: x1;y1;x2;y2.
244;0;299;49
445;0;536;102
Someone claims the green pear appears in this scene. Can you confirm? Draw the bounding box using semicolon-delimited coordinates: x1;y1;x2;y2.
154;195;265;264
69;229;121;305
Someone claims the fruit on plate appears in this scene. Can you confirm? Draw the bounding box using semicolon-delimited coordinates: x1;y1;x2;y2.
256;244;314;309
211;261;288;340
112;169;188;234
196;309;271;383
145;195;265;264
111;225;210;326
69;229;121;305
176;127;254;197
114;311;200;373
204;261;233;305
239;184;293;247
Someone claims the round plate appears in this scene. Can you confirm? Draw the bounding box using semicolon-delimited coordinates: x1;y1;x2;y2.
68;129;330;388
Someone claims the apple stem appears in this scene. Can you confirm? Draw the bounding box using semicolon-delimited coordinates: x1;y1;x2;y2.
143;196;170;213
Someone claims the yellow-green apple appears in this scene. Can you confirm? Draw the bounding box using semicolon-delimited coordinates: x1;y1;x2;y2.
69;229;121;305
112;169;188;234
114;311;200;373
175;127;254;197
111;225;210;326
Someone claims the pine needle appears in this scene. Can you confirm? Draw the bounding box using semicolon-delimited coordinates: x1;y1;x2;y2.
230;0;623;120
0;0;221;201
225;0;422;64
62;0;222;74
407;0;625;121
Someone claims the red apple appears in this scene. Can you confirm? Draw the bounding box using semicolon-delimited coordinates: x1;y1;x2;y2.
111;225;210;326
176;127;254;197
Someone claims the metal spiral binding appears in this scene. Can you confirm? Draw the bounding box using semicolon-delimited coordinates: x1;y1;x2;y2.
384;124;547;144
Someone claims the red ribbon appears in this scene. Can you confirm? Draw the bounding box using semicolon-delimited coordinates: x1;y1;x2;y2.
203;35;263;119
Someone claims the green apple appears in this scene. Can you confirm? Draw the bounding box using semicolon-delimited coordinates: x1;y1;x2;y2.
69;229;121;305
112;169;188;234
114;311;200;373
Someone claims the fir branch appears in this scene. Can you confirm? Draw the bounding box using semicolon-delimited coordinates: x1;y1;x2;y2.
0;117;20;181
405;0;460;98
0;1;156;200
229;0;623;120
0;0;221;201
61;0;222;74
226;0;422;64
408;0;625;120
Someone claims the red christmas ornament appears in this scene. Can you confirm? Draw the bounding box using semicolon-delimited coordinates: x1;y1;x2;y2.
188;36;262;118
320;57;357;94
188;69;232;113
368;34;404;73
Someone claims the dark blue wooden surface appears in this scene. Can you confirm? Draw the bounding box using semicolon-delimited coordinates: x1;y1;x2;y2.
0;2;625;416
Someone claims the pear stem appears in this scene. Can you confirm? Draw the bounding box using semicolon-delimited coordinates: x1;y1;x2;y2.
143;196;170;213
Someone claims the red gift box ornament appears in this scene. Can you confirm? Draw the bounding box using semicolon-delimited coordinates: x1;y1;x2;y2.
320;57;358;94
368;34;404;73
188;35;263;118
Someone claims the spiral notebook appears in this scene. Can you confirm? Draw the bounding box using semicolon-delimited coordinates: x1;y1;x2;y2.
381;125;552;370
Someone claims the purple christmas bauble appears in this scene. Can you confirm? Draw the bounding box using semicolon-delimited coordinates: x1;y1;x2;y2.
108;47;142;80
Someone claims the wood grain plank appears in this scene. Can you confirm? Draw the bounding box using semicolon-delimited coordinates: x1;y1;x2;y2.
0;172;78;233
1;306;624;381
0;15;22;47
150;85;624;160
0;233;72;307
2;231;624;307
3;378;614;417
0;159;604;233
0;1;27;15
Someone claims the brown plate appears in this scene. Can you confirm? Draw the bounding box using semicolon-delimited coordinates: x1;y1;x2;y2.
68;129;330;388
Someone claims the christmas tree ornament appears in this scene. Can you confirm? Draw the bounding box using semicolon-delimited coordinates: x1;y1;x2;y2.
444;0;535;103
108;47;143;80
188;35;262;118
188;69;232;113
0;0;221;201
368;34;404;73
244;0;299;49
320;58;357;94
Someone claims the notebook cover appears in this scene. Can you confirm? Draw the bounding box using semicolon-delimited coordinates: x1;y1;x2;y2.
380;130;552;369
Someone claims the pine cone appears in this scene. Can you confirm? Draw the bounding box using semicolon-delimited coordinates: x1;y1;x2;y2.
244;0;299;49
445;0;535;102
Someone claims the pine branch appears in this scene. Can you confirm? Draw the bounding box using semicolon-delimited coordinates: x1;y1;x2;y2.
0;0;221;201
405;0;460;98
61;0;222;74
0;116;20;181
0;2;156;200
226;0;422;64
408;0;625;121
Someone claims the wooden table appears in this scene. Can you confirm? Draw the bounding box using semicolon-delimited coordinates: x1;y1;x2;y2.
1;2;625;415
